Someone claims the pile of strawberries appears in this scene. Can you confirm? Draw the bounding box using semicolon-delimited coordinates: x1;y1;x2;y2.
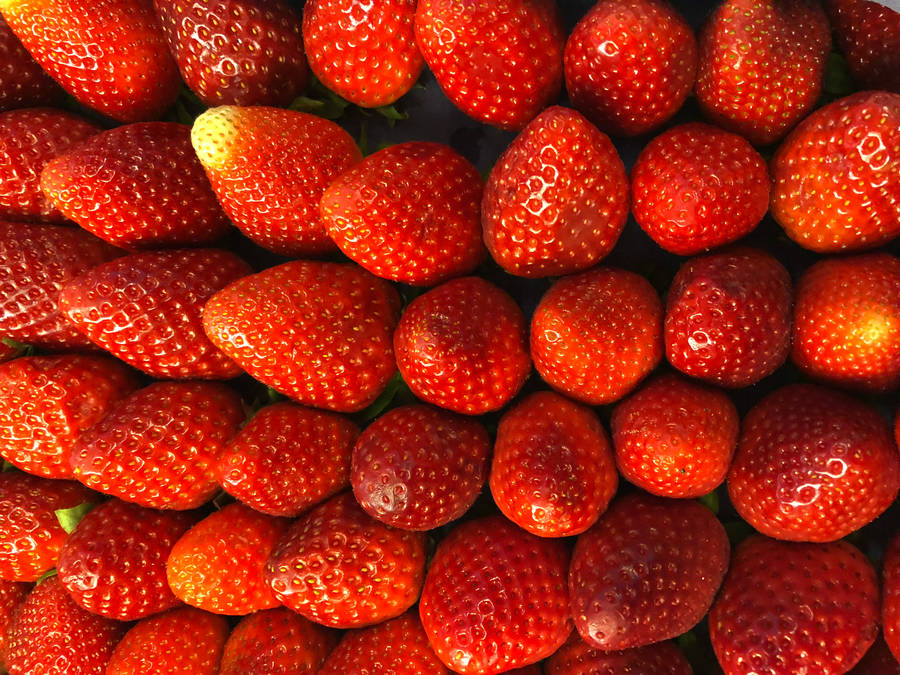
0;0;898;673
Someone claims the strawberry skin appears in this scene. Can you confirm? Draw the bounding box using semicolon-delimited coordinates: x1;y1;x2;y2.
825;0;900;92
0;579;28;672
0;17;62;111
885;532;900;663
545;633;693;675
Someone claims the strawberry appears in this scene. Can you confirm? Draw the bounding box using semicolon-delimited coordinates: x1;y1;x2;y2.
154;0;309;107
709;536;878;674
482;105;629;278
41;122;230;249
728;383;900;542
303;0;423;108
321;141;485;286
219;402;359;517
570;493;729;651
0;17;62;111
885;532;900;663
0;0;179;122
665;247;792;388
0;579;28;672
855;634;900;675
265;491;426;628
545;633;692;675
70;381;242;510
59;249;251;379
419;514;571;674
414;0;565;130
825;0;900;92
0;355;136;479
489;391;618;538
191;105;362;256
771;90;900;253
531;266;663;405
564;0;697;137
394;276;531;415
202;261;401;413
611;374;738;498
631;122;770;255
351;404;491;530
167;503;287;615
695;0;831;146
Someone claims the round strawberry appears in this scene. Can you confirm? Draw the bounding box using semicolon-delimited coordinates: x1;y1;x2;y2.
0;18;63;111
0;579;28;672
885;532;900;663
825;0;900;92
545;633;692;675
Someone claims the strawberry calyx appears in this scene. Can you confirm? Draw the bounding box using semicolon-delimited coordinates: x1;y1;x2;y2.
55;502;97;534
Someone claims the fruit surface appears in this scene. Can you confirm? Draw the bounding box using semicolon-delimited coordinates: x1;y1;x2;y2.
0;579;29;672
885;532;900;663
545;633;693;675
825;0;900;92
0;17;62;111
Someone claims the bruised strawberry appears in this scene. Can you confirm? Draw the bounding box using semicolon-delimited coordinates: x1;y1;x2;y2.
825;0;900;92
0;17;62;111
482;105;629;278
545;633;693;675
885;533;900;663
0;579;28;672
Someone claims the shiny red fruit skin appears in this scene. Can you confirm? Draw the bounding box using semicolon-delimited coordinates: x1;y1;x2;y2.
0;18;63;111
482;105;629;278
0;579;29;672
545;633;693;675
885;533;900;663
825;0;900;92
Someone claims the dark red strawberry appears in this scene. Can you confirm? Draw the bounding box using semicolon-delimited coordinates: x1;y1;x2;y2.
545;633;692;675
482;105;629;278
0;17;62;111
885;532;900;663
202;261;401;413
854;634;900;675
351;404;491;530
0;579;28;672
531;267;662;405
564;0;697;137
631;122;770;255
414;0;565;130
266;491;426;628
394;276;531;414
321;141;484;286
825;0;900;92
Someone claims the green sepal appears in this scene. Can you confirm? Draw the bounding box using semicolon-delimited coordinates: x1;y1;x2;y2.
824;51;855;97
36;568;58;584
353;372;408;424
697;490;719;515
55;502;97;534
1;460;14;472
1;338;33;358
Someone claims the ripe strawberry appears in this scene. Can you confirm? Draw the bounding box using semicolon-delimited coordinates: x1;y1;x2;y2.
303;0;423;108
631;122;770;255
695;0;830;146
490;391;617;537
545;633;692;675
857;634;900;675
321;141;484;286
59;249;251;379
41;122;230;249
709;536;878;674
0;579;28;672
482;105;629;278
611;374;738;498
0;17;62;111
564;0;697;137
825;0;900;92
351;404;491;530
394;276;531;415
219;402;359;517
266;491;426;628
70;381;243;510
531;267;663;405
885;532;900;663
728;383;900;542
203;261;401;413
154;0;308;107
0;355;136;479
0;0;179;122
771;91;900;252
570;493;729;650
665;247;792;388
191;105;362;256
414;0;565;130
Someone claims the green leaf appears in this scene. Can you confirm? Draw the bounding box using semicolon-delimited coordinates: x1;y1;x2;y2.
55;502;97;534
2;460;14;472
36;568;58;584
358;121;369;156
374;104;408;127
697;490;719;515
824;51;855;97
354;372;408;423
1;337;32;358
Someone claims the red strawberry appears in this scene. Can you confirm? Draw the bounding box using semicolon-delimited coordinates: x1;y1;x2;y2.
482;105;629;278
611;374;738;498
154;0;308;107
564;0;697;137
414;0;565;130
855;634;900;675
70;381;243;510
695;0;831;146
771;91;900;252
489;391;618;538
265;491;426;628
202;261;401;413
303;0;423;108
419;514;571;674
570;493;729;650
709;536;878;674
728;383;900;542
0;579;28;672
219;402;359;517
0;0;179;122
665;247;792;388
321;141;484;286
41;122;230;249
351;404;491;530
631;122;770;255
191;105;362;256
531;267;663;405
0;17;62;111
825;0;900;92
59;249;251;379
545;633;692;675
394;276;531;415
885;532;900;663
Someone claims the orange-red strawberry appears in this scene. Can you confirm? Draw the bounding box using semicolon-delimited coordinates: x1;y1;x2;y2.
0;17;62;111
545;633;692;675
0;579;28;672
850;634;900;675
202;261;401;413
482;105;629;278
825;0;900;92
885;532;900;663
41;122;230;249
564;0;697;137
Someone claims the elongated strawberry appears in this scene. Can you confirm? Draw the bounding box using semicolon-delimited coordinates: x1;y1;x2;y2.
0;17;62;111
825;0;900;92
885;532;900;663
0;579;28;672
545;633;692;675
